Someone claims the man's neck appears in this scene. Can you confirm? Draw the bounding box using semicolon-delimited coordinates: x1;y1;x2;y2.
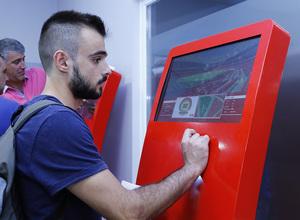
6;81;24;94
42;79;82;110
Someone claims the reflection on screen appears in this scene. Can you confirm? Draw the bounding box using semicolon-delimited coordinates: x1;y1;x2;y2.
155;36;260;123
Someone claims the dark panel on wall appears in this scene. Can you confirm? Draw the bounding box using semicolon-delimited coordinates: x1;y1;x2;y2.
256;53;300;220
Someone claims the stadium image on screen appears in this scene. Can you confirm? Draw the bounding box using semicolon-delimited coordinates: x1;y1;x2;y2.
156;36;260;123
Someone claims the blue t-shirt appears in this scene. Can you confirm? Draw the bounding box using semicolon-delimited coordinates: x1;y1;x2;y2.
15;95;108;219
0;96;19;136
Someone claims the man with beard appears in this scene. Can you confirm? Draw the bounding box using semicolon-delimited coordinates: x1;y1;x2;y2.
15;10;210;220
0;38;46;104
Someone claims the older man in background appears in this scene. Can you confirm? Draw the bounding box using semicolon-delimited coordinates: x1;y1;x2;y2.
0;38;46;104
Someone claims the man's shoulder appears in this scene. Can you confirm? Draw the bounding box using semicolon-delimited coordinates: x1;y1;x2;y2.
25;95;80;120
0;97;19;135
0;96;19;107
25;95;66;113
20;96;83;133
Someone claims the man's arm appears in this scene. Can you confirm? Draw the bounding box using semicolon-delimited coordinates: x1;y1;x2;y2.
67;128;209;220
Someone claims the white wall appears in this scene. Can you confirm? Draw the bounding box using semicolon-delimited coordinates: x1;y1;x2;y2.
0;0;58;63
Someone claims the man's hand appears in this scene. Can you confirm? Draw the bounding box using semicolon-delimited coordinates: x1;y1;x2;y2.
68;128;210;220
181;128;210;175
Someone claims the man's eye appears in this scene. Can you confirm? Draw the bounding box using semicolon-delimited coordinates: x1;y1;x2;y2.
93;58;101;63
13;59;22;65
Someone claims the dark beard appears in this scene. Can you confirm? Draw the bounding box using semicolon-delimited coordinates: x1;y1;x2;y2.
69;65;107;100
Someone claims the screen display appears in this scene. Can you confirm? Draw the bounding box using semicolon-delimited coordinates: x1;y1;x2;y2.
155;36;260;123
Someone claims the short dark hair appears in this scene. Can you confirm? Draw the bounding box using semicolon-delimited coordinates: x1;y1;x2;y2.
39;10;107;72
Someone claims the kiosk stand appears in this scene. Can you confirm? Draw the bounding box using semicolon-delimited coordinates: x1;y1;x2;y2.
137;20;290;220
83;70;121;153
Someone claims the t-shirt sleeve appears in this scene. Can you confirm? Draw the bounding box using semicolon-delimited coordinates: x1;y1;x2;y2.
30;108;108;196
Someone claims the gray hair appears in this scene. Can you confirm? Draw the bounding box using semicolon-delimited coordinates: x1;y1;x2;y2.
0;38;25;61
0;54;3;66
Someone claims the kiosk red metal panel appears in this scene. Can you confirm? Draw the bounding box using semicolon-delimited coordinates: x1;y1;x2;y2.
136;20;290;220
84;70;121;153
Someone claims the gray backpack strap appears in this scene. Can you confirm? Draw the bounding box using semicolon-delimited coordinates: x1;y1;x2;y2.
0;100;63;219
12;100;62;132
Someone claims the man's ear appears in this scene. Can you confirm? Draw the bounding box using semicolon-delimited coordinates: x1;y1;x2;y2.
53;50;71;73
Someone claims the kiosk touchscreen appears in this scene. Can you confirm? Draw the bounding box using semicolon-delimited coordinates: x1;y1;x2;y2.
136;20;290;220
83;70;121;153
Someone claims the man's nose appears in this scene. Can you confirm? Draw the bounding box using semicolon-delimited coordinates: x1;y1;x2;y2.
4;73;9;82
102;61;112;77
21;61;27;69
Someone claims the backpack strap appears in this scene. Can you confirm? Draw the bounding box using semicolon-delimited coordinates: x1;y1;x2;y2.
11;100;63;133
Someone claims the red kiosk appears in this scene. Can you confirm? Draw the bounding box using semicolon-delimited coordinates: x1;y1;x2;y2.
83;70;121;153
136;20;290;219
